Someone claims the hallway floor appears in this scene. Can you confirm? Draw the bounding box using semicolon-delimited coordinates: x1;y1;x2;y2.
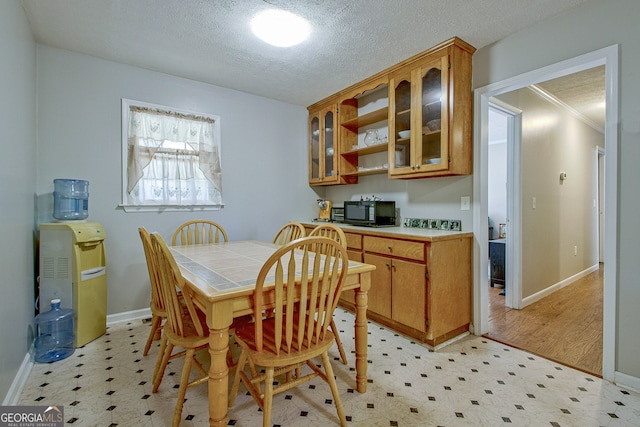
487;267;603;376
18;307;639;426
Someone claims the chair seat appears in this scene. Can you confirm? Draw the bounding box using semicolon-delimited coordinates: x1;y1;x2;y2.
163;319;210;350
233;316;335;367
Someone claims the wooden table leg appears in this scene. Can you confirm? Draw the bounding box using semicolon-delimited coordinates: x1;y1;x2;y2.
354;272;370;393
207;307;232;426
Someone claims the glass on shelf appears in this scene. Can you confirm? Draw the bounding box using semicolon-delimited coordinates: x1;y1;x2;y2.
364;129;386;146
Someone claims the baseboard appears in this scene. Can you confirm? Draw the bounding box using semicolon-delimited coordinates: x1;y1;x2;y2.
522;263;599;307
614;371;640;393
106;307;151;326
2;353;33;406
3;308;151;405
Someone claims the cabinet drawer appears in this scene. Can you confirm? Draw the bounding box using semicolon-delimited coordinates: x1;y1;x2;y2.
363;236;425;261
345;232;362;250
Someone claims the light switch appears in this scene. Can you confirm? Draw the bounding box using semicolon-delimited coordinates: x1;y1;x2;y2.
532;196;536;209
461;196;470;211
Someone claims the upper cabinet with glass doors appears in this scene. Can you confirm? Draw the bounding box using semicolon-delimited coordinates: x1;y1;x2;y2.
309;104;342;186
307;37;475;185
389;39;474;178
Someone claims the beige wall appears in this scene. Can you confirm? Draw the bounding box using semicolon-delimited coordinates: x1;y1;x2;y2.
474;0;640;379
497;88;602;299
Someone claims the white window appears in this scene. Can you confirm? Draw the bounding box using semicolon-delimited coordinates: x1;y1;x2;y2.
121;99;223;211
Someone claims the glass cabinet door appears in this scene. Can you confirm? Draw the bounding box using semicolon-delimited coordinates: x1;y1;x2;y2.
394;78;411;169
418;56;449;171
389;72;413;174
389;56;449;177
309;113;321;182
323;108;335;179
309;105;339;185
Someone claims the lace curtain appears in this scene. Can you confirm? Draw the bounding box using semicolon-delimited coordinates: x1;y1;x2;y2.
127;107;222;206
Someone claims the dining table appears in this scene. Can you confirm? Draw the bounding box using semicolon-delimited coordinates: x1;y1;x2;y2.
169;239;375;427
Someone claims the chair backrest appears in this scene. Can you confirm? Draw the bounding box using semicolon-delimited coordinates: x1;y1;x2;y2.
272;222;306;245
309;223;347;249
138;227;166;313
253;237;349;355
172;220;228;246
150;232;205;338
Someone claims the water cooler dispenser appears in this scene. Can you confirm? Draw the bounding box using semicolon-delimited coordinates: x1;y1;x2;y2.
38;222;107;347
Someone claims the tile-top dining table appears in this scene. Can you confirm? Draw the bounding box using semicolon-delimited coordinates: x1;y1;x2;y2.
169;239;375;427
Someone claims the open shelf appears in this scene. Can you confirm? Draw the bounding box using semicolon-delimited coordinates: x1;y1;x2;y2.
342;142;388;157
340;108;388;132
341;167;388;178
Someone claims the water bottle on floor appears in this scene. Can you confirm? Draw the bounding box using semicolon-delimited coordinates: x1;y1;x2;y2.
34;299;75;363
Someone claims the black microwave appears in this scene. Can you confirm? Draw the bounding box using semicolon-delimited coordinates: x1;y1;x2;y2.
343;201;396;227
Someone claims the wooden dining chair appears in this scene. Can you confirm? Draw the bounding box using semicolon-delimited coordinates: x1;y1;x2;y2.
171;219;228;246
138;227;169;356
271;221;306;245
309;223;349;364
229;237;349;427
150;231;213;427
309;223;347;249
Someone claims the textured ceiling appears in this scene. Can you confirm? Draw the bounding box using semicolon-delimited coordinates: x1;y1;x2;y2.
537;66;606;129
21;0;595;107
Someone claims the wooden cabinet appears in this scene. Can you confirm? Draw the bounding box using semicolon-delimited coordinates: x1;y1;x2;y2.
388;56;449;176
301;223;472;347
363;236;426;331
307;37;475;185
363;250;426;332
309;104;354;186
360;233;471;347
388;40;474;178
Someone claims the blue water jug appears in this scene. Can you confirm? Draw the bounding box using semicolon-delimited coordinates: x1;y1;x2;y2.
34;299;75;363
53;179;89;220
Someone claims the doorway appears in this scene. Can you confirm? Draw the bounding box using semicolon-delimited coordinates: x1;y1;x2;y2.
473;45;619;381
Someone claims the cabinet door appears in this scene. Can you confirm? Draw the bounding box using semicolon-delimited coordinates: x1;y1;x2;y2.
323;106;337;182
308;105;339;185
309;111;321;183
363;253;392;318
389;55;449;177
415;56;449;172
391;258;427;332
388;71;413;174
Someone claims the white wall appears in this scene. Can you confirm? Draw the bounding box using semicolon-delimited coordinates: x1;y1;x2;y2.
326;174;474;230
473;0;640;379
0;0;36;401
35;45;315;315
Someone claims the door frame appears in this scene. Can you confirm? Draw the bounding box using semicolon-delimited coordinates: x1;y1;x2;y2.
472;45;619;381
488;100;522;309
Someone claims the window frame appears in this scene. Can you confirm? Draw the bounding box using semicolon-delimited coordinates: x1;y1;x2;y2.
120;98;223;212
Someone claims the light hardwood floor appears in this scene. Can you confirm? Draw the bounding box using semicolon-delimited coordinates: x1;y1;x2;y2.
485;265;603;376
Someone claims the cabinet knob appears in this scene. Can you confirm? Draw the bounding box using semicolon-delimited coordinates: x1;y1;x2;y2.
415;164;420;169
387;245;392;250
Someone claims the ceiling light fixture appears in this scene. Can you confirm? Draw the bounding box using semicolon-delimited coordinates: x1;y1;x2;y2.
250;9;310;47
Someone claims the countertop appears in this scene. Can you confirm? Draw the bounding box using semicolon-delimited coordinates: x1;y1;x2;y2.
300;220;473;242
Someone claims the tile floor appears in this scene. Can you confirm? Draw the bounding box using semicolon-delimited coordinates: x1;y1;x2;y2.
18;308;640;426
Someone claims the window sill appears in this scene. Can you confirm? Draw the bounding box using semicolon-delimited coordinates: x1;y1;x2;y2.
118;204;224;213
